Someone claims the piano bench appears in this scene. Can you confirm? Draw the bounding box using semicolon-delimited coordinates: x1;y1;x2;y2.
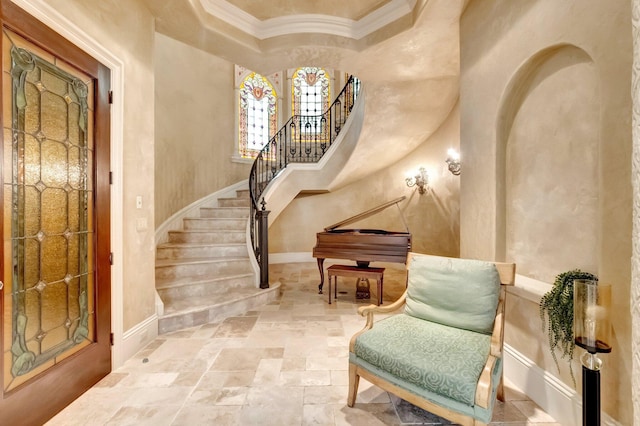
327;265;385;306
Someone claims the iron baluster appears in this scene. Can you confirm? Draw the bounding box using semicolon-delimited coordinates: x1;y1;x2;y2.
248;76;360;288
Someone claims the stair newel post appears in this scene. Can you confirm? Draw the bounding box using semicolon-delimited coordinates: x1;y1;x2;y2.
257;199;270;289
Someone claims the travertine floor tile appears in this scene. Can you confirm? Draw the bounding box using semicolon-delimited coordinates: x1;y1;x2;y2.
511;400;559;423
124;386;192;407
213;316;258;338
117;372;180;388
209;347;264;371
171;405;241;425
304;384;349;404
213;386;249;405
239;385;304;425
105;405;178;426
46;387;137;426
334;402;401;426
491;400;530;422
47;262;557;426
252;358;283;385
171;371;204;387
303;403;335;426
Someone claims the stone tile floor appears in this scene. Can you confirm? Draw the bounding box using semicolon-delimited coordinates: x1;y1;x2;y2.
47;262;559;425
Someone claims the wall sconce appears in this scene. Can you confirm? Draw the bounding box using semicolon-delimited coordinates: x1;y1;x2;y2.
405;167;429;194
446;148;461;176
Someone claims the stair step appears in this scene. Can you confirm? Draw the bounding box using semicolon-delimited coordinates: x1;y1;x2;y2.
183;217;246;231
235;189;250;199
156;273;256;300
218;198;250;208
156;187;276;335
156;243;248;260
158;283;281;334
168;230;245;244
155;257;252;280
199;207;249;218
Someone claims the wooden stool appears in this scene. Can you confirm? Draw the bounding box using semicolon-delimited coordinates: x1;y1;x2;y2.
326;265;385;305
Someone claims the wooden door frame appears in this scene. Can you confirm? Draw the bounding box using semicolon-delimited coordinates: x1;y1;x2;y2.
0;0;116;423
8;0;126;367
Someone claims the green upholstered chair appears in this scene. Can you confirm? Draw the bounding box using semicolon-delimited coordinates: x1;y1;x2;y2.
347;252;516;426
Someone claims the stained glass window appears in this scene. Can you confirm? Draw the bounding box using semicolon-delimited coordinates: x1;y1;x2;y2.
292;67;330;137
238;72;277;159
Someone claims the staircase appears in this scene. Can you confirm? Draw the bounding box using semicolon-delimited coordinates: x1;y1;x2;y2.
155;189;280;334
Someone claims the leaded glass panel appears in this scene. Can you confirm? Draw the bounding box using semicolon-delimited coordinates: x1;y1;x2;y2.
238;72;277;159
292;67;330;138
2;29;95;392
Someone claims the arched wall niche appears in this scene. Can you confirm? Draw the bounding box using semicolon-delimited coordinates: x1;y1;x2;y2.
496;44;599;281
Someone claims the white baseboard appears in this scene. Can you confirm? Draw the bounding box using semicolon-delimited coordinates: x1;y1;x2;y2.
268;252;407;270
116;314;158;368
269;252;315;264
504;344;620;425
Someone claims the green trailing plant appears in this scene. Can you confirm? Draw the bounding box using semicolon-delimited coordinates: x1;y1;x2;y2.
539;269;597;386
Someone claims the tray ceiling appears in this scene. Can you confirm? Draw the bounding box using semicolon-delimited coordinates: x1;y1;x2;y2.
223;0;392;21
198;0;416;40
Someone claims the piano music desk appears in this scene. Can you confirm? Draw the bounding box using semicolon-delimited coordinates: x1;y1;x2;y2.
327;265;385;306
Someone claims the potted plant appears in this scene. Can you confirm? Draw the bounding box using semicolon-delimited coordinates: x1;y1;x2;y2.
539;269;598;385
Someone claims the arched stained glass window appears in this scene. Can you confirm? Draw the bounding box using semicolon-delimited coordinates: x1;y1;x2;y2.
239;72;277;159
292;67;330;137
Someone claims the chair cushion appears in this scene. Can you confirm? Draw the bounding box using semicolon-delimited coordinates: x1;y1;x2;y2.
405;254;500;334
353;314;492;406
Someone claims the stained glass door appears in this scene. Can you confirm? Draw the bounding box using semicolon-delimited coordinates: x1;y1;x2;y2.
0;2;111;424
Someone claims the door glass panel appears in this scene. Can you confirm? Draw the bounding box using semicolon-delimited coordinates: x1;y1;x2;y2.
2;29;95;392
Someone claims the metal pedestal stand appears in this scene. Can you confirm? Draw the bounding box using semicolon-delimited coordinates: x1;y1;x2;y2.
581;352;603;426
574;279;612;426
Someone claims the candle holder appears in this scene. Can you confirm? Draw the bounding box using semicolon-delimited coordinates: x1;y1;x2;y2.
573;279;612;426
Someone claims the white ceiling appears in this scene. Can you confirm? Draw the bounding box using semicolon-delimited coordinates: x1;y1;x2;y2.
223;0;392;21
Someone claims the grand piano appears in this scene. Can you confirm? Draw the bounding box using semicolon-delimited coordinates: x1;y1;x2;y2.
312;196;412;294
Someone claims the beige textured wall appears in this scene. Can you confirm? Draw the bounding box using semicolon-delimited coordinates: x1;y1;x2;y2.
461;0;632;422
269;104;460;260
42;0;158;330
631;0;640;420
147;0;464;193
505;46;599;282
154;34;251;226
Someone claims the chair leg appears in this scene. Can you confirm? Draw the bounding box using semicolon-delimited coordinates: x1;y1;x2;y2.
347;362;360;407
497;376;505;402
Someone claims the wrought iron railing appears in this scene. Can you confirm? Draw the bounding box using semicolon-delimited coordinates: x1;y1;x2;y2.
249;76;361;288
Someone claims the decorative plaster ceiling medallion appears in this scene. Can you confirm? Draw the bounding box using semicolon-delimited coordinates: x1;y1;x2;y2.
199;0;416;40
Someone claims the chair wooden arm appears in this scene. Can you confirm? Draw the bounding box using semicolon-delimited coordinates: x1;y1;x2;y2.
357;290;407;318
349;290;407;352
490;262;514;358
495;262;516;286
483;268;513;407
490;289;506;358
475;354;498;409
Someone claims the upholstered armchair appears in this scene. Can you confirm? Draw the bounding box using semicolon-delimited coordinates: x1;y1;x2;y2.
347;252;516;426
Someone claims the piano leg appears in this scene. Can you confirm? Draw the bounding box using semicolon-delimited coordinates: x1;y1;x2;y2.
317;258;325;294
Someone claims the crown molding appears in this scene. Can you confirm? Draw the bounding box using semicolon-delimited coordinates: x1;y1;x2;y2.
199;0;416;40
354;0;415;39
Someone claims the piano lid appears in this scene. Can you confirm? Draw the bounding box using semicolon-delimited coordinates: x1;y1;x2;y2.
324;196;409;232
